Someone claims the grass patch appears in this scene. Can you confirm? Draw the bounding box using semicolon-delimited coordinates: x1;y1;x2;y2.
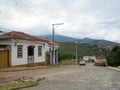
0;81;39;90
59;59;76;65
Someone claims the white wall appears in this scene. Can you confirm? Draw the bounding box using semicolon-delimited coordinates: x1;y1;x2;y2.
83;56;96;61
11;42;47;66
0;39;59;66
0;39;49;66
34;44;46;63
11;42;27;66
90;56;96;61
83;56;89;61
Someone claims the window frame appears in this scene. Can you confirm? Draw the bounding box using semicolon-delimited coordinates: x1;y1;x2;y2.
17;45;23;58
38;46;42;56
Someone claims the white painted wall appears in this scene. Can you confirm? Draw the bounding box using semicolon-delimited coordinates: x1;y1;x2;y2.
83;56;89;61
11;42;48;66
83;56;96;61
11;42;27;66
90;56;96;61
0;39;50;66
34;44;46;63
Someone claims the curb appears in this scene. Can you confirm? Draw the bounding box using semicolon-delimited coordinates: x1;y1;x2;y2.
0;66;54;72
107;67;120;72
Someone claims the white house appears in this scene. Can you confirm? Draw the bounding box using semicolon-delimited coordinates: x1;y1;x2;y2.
0;31;59;67
83;56;90;62
83;55;106;62
83;56;96;62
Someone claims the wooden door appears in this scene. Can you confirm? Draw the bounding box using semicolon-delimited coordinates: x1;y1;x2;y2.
45;52;50;65
0;50;9;67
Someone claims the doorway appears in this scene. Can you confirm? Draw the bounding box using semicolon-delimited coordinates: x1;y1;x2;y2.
0;50;9;67
28;46;34;64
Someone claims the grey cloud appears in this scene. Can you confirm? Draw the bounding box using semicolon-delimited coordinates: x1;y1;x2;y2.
0;0;120;43
94;18;120;30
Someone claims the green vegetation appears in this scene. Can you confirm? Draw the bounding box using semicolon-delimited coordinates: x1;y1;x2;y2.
58;42;110;60
58;50;75;61
106;46;120;66
0;81;38;90
59;59;76;65
58;42;111;65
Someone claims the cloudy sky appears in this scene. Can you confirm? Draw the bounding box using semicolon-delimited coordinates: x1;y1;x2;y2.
0;0;120;43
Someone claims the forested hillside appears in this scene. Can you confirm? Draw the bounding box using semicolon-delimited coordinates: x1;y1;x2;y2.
58;42;111;60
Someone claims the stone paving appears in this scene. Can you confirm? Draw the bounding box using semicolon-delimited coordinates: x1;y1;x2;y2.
0;64;120;90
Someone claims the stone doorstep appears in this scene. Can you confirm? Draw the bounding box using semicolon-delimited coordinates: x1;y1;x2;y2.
0;65;52;72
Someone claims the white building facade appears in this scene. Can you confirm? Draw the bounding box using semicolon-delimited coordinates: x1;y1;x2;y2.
0;31;59;67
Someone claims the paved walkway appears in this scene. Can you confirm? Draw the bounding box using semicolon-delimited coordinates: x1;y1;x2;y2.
108;66;120;72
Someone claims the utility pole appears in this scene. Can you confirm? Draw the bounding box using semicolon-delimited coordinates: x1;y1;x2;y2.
52;24;55;64
52;23;64;64
76;42;78;64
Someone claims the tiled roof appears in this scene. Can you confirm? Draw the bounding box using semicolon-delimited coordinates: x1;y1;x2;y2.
47;40;54;45
0;31;36;40
0;31;54;45
34;36;50;42
34;36;54;45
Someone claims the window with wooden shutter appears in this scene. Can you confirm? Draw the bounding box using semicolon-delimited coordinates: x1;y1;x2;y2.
38;46;42;56
17;45;23;58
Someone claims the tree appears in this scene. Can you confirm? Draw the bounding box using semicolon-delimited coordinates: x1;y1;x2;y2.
58;50;75;61
106;46;120;66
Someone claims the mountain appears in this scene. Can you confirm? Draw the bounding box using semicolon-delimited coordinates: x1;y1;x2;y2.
79;38;97;44
43;35;120;46
44;35;79;42
79;38;120;46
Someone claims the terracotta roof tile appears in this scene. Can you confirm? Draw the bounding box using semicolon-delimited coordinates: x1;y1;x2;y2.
0;31;36;40
34;36;55;45
34;36;49;42
0;31;56;45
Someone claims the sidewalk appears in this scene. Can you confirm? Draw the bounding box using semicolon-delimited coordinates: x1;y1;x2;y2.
108;66;120;72
0;65;52;72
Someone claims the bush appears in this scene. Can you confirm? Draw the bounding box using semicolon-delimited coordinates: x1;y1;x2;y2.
58;50;75;61
106;46;120;66
59;59;76;65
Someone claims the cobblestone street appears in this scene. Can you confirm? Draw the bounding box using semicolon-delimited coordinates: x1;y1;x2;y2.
0;63;120;90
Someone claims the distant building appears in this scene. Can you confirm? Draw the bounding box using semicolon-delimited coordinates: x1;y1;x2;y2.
83;55;106;62
83;56;96;62
95;55;106;62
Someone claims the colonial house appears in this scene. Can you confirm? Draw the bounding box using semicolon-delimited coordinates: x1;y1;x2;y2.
0;31;59;67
